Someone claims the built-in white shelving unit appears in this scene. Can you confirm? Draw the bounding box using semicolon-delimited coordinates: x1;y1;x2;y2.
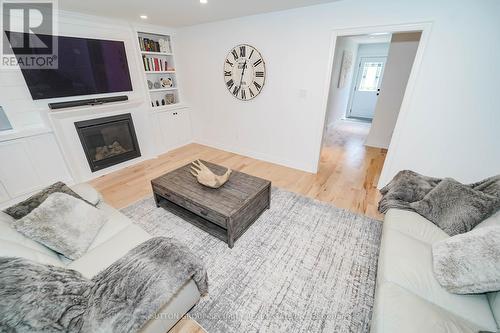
136;31;180;110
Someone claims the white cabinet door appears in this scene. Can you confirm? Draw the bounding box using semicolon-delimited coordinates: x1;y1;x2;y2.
173;109;191;147
25;134;71;185
0;133;72;204
0;140;42;197
156;109;191;154
157;111;176;153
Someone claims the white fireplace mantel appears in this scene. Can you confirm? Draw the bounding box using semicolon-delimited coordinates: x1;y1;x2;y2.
47;98;157;183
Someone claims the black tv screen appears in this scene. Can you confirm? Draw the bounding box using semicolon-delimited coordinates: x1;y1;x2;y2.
6;32;133;100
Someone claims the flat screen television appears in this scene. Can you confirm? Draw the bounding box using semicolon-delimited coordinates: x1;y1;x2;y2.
6;32;133;100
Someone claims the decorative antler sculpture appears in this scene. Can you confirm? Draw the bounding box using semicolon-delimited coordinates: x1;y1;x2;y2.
190;160;232;189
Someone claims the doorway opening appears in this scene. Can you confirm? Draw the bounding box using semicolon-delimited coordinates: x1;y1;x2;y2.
346;38;391;121
318;26;425;217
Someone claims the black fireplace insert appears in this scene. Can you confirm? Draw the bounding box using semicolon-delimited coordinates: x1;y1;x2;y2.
74;113;141;172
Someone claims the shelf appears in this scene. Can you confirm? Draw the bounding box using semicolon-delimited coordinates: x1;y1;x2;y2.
150;103;187;112
138;30;181;107
141;51;172;56
148;87;178;92
145;70;176;74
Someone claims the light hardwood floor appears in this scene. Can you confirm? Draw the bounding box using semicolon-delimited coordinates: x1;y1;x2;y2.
88;120;387;332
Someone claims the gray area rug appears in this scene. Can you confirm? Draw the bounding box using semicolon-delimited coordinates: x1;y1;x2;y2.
122;188;382;333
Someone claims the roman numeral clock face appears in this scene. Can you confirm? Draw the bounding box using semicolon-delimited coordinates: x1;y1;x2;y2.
224;44;266;101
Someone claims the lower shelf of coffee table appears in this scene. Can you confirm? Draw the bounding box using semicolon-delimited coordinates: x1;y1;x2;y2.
157;196;228;243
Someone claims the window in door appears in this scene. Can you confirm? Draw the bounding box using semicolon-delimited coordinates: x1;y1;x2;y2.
358;61;384;92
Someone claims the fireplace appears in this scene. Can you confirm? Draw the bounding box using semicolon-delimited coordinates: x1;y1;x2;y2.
75;113;141;172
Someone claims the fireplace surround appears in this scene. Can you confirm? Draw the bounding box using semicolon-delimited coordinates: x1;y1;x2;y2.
74;113;141;172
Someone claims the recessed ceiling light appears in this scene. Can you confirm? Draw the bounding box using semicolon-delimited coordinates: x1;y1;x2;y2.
200;0;207;4
140;15;148;20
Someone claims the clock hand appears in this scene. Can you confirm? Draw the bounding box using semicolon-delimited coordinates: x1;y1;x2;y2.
239;60;247;87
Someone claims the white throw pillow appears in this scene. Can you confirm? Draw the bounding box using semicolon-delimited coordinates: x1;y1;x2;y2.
432;226;500;294
12;193;107;260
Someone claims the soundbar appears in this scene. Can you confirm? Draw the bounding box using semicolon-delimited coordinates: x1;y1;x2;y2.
48;95;128;110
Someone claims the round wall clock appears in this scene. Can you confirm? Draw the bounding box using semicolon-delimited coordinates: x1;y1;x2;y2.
224;44;266;101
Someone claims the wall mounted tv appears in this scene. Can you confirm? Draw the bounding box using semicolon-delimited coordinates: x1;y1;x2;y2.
6;31;133;100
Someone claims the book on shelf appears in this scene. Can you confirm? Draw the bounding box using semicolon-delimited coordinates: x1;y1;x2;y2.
138;36;171;53
142;55;168;72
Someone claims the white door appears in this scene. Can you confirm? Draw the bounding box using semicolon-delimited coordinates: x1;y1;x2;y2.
348;56;386;119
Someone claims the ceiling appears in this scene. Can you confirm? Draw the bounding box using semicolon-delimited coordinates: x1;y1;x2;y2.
59;0;341;27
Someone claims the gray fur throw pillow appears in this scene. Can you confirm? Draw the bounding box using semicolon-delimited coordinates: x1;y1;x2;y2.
12;193;107;260
410;178;500;236
4;181;92;219
432;226;500;294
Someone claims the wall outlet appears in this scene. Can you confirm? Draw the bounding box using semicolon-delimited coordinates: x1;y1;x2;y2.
299;89;308;99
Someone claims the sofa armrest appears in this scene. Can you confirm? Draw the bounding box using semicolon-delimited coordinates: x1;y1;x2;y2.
71;183;103;206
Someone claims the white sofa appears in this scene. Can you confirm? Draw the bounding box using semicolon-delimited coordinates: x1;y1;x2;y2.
0;183;201;333
371;208;500;333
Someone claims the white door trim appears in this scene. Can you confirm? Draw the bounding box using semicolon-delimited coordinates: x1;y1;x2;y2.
315;21;433;188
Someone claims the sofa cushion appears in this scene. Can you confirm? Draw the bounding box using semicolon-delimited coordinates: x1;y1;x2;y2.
377;226;497;330
3;181;92;219
12;193;107;260
432;226;500;294
87;203;133;250
371;282;484;333
487;292;500;329
384;209;448;244
68;224;151;278
0;240;63;266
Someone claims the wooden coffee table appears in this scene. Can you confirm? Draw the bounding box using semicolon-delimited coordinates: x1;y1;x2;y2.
151;160;271;248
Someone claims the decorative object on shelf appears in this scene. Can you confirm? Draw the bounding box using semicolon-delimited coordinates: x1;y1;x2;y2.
165;93;175;105
338;50;353;88
153;81;161;89
158;38;171;53
155;100;160;107
161;99;166;106
147;80;153;89
151;102;154;107
160;77;173;88
224;44;266;101
190;160;232;189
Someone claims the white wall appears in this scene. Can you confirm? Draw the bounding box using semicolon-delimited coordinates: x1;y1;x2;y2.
177;0;500;185
366;32;421;149
324;37;358;127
